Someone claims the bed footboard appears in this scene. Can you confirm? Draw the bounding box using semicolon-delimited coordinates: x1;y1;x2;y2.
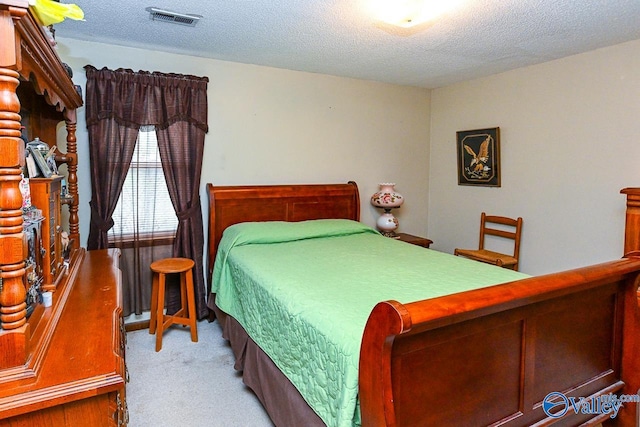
359;257;640;426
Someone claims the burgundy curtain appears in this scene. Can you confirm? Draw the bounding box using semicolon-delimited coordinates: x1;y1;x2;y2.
152;76;208;319
84;66;209;318
85;67;145;249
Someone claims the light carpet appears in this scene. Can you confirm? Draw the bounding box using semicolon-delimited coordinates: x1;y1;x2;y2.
125;319;274;426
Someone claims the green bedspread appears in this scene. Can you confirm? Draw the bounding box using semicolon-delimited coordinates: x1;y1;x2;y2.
212;219;528;427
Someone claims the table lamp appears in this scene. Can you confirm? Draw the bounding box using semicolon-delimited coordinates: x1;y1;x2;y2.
370;183;404;238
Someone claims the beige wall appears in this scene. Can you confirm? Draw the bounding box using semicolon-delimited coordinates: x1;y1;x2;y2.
55;38;431;252
55;36;640;277
429;39;640;274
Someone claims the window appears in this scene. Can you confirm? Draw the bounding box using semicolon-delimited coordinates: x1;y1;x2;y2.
109;126;178;238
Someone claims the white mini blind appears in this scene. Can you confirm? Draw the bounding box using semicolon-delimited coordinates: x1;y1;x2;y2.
109;126;178;237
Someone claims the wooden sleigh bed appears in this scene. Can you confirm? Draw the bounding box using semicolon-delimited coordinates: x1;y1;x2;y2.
206;182;640;427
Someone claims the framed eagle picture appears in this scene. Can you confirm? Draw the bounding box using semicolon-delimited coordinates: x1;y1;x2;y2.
456;127;501;187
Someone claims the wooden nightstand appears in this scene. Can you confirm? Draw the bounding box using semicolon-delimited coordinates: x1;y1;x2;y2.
396;233;433;248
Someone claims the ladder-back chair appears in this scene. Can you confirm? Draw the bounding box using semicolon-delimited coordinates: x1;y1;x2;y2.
454;212;523;271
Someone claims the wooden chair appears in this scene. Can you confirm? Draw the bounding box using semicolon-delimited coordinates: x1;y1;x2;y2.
454;212;523;271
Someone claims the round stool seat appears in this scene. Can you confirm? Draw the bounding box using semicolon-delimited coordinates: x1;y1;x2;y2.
150;257;195;274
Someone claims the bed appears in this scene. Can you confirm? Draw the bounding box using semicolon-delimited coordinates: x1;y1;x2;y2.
206;181;640;427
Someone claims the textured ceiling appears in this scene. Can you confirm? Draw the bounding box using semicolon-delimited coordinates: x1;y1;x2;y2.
54;0;640;88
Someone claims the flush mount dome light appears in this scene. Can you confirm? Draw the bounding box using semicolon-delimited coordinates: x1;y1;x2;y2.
370;0;463;28
145;7;202;27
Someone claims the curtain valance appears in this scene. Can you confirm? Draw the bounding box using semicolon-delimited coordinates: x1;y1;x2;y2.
84;65;209;132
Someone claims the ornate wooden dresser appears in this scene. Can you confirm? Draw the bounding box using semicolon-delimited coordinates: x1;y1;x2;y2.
0;1;127;425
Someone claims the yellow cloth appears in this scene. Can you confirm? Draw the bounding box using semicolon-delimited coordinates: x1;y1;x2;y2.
31;0;84;26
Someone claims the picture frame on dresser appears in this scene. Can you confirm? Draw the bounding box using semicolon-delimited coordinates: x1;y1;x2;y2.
28;146;53;178
46;152;58;175
25;153;40;178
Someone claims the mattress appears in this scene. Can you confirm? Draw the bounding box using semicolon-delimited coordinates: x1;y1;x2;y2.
212;219;528;427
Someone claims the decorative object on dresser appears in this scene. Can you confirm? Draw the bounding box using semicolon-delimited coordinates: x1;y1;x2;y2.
457;127;501;187
23;217;44;316
45;145;59;175
29;176;64;290
25;152;40;178
26;138;53;177
370;182;404;237
0;2;126;425
454;212;523;271
27;144;53;177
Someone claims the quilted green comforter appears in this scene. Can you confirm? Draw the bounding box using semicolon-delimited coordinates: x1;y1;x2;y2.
212;219;528;427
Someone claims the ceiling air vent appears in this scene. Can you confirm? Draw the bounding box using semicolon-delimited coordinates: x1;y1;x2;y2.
145;7;202;27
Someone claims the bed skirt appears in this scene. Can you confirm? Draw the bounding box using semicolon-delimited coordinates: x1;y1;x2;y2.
209;298;325;427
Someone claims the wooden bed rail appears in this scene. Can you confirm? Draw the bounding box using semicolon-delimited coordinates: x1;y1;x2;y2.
360;257;640;426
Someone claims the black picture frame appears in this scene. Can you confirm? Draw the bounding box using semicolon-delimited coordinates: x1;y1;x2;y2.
456;127;500;187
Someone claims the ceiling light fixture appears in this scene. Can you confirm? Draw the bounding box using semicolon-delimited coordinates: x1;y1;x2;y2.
145;7;202;27
369;0;462;28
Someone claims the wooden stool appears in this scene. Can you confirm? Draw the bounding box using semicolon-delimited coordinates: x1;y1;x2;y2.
149;257;198;352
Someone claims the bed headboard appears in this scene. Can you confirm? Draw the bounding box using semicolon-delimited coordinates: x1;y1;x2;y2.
207;181;360;279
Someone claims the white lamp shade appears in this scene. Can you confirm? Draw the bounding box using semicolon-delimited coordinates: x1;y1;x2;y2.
371;183;404;209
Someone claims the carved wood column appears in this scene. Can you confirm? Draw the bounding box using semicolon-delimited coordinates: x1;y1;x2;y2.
0;4;30;370
0;6;28;337
56;109;80;250
0;68;27;331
